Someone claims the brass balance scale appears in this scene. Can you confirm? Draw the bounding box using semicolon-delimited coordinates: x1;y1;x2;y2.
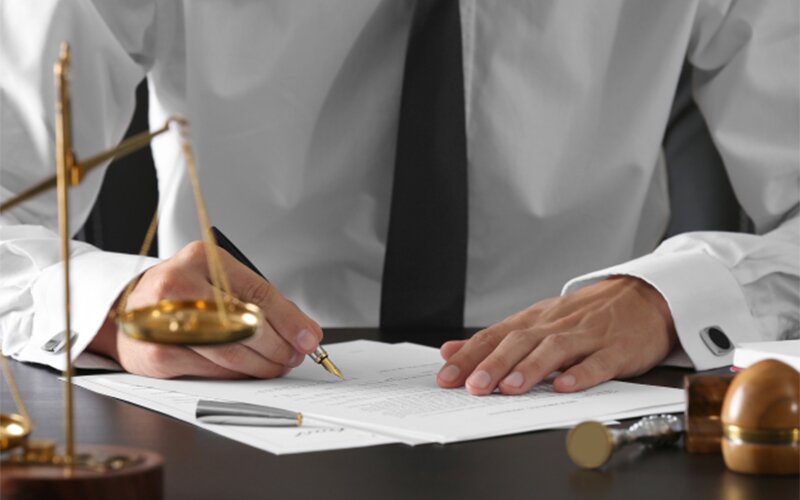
0;43;262;495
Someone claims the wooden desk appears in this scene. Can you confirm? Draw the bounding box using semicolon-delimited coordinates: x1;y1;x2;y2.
2;329;797;499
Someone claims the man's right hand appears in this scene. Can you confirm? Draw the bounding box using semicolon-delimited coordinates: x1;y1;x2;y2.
88;241;323;379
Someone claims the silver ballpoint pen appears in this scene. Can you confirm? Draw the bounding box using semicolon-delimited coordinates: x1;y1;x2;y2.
196;400;303;427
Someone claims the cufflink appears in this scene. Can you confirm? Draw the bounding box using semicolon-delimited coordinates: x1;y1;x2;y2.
41;330;77;354
699;326;733;356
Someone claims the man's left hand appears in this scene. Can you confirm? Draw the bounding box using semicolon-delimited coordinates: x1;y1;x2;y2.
436;276;678;395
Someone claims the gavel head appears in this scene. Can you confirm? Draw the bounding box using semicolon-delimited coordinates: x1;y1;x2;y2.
721;359;800;475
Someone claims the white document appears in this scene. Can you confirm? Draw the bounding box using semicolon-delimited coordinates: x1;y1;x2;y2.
75;340;684;446
72;376;400;455
733;339;800;371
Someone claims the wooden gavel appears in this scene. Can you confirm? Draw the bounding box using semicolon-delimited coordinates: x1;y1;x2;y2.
567;360;800;475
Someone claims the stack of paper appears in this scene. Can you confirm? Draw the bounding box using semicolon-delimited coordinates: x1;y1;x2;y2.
73;340;685;455
733;339;800;371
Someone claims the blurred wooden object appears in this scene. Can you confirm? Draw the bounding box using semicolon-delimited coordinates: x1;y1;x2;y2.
1;445;163;499
721;360;799;475
684;373;734;453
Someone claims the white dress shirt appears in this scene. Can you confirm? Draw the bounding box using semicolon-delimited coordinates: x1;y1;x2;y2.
1;0;798;371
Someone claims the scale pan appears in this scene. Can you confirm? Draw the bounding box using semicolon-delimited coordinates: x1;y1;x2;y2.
119;299;263;345
0;413;31;452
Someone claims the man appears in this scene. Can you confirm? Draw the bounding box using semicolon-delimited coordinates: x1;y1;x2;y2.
1;1;797;395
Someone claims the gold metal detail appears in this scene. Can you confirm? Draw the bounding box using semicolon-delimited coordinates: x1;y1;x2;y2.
119;299;263;345
321;357;345;381
1;47;263;348
0;111;178;213
4;447;144;472
723;424;800;447
0;414;31;452
111;102;262;346
54;42;76;466
21;439;57;464
566;421;615;469
0;41;265;473
0;356;32;451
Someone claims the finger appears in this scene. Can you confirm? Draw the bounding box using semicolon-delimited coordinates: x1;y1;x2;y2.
436;328;506;388
181;306;301;373
553;348;621;393
240;318;304;367
116;334;245;379
440;340;467;361
214;249;323;355
172;349;251;379
191;343;286;379
464;329;543;395
173;241;323;353
204;286;304;368
172;240;219;275
132;267;302;371
497;331;597;395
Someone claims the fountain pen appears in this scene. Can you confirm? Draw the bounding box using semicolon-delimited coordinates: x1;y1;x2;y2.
211;226;344;380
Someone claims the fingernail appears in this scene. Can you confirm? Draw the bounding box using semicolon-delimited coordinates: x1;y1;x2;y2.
297;329;317;352
289;351;304;367
502;371;524;388
438;364;460;383
558;374;576;387
467;370;492;390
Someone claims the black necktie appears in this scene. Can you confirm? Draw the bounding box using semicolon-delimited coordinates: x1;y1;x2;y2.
380;0;468;331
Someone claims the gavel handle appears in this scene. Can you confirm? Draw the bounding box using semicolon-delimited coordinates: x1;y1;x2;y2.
612;414;685;447
568;414;685;469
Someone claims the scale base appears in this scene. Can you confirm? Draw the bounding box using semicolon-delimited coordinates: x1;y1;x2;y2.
1;444;163;500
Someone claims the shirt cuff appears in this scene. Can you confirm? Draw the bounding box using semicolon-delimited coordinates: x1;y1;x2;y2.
562;250;759;370
15;251;160;371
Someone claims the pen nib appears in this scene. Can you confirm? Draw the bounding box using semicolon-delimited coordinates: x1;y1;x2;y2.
321;358;345;380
